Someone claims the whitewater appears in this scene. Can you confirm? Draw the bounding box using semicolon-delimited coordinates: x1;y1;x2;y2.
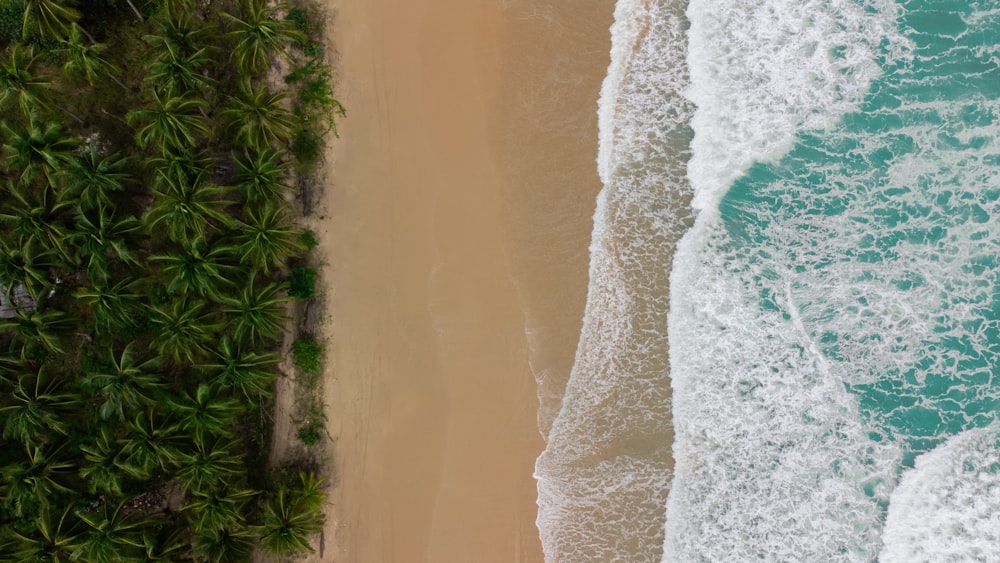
536;0;1000;561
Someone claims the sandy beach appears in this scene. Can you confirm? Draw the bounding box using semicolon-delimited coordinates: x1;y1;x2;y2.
307;0;613;561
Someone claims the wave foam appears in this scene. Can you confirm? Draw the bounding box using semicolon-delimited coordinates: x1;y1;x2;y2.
881;425;1000;562
536;0;693;560
685;0;909;211
664;221;900;562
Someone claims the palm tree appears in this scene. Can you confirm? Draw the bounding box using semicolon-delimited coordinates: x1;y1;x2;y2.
258;486;322;559
2;116;78;187
78;425;145;495
220;82;297;149
72;500;146;563
144;176;233;244
64;145;131;212
10;502;83;563
232;146;291;205
221;0;305;75
143;8;213;55
74;278;142;334
79;343;163;421
192;523;256;563
0;352;24;382
203;335;278;401
168;383;244;444
149;237;238;301
21;0;81;41
0;307;74;357
141;523;193;563
181;485;255;533
0;442;75;519
0;367;75;444
146;40;215;98
127;91;210;152
149;148;212;191
0;183;75;266
0;239;56;300
58;23;122;86
175;435;245;494
147;299;219;363
73;206;140;284
0;45;51;117
235;202;304;274
221;275;287;345
120;409;184;476
291;471;327;513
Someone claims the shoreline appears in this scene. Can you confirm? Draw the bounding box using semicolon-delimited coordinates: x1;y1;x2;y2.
306;1;614;560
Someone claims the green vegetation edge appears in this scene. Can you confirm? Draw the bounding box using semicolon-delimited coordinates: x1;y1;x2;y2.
0;0;342;561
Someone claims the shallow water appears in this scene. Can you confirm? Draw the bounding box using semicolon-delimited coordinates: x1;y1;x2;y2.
539;0;1000;560
533;0;691;560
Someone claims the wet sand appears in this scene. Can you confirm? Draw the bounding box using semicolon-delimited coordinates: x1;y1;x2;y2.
311;0;613;561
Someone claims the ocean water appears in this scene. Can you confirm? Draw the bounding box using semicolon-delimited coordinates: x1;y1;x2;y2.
538;0;1000;560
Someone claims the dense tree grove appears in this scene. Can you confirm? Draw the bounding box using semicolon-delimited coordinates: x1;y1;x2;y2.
0;0;331;560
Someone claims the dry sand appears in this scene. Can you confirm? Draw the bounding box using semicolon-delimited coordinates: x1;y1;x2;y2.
305;0;614;561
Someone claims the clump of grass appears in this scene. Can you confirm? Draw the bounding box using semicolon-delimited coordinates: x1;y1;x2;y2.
297;423;321;446
291;128;322;163
288;266;316;300
285;7;310;35
292;338;322;374
299;229;318;250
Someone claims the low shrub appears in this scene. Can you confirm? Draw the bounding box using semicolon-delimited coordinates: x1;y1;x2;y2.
297;424;321;446
288;266;316;300
299;229;318;250
292;338;322;374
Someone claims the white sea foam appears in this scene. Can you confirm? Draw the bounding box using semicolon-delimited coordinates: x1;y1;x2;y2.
536;0;693;560
665;2;1000;557
663;0;911;558
684;0;908;211
664;220;901;562
880;425;1000;562
662;107;1000;559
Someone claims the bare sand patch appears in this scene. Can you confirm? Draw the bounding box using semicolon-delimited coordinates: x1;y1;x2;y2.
302;0;613;561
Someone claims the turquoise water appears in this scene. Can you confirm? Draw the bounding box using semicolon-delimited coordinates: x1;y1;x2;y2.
667;0;1000;560
538;0;1000;560
720;0;1000;463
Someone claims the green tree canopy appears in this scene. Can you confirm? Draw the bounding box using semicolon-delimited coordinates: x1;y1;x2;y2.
203;335;279;401
235;202;303;274
64;145;132;212
0;366;75;444
149;237;238;301
78;342;163;422
127;91;209;153
0;183;75;266
221;0;305;75
1;441;75;519
144;175;233;244
2;116;78;188
21;0;81;41
147;299;219;363
221;82;297;149
220;275;287;345
58;23;122;86
10;502;83;563
167;383;243;444
232;145;291;205
74;278;142;334
73;206;140;285
72;499;146;563
0;44;50;118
